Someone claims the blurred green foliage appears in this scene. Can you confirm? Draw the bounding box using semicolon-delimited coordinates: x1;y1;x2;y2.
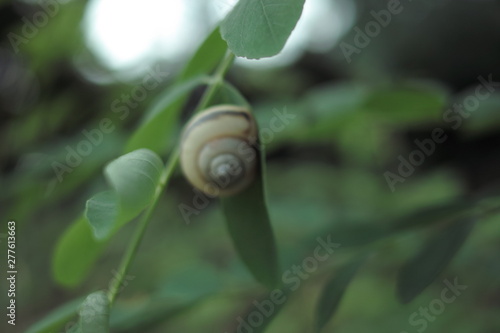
1;0;500;332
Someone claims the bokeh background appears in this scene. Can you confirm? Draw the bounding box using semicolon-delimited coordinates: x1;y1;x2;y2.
1;0;500;332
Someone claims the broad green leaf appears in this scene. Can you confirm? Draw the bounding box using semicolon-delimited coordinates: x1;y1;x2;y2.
220;0;306;59
211;80;251;107
104;149;163;211
364;86;447;123
125;76;207;154
52;217;106;287
315;257;366;332
54;150;163;287
221;149;280;289
85;191;119;240
78;291;110;333
306;83;447;124
85;149;163;240
25;297;83;333
397;218;475;304
280;82;447;149
177;27;228;83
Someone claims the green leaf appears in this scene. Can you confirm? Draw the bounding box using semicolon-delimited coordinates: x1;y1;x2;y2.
85;191;119;240
85;149;163;240
397;218;475;304
460;92;500;134
25;297;84;333
220;0;306;59
221;149;280;289
315;257;366;332
78;291;110;333
211;80;251;107
54;150;163;287
282;82;447;149
177;27;228;83
125;76;207;154
105;149;163;211
364;86;447;123
52;217;106;287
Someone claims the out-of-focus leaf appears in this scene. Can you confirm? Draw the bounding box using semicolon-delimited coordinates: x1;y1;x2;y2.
276;82;448;154
111;265;222;332
52;217;106;288
315;256;366;332
23;1;86;70
240;289;291;333
25;297;83;333
220;0;305;59
211;80;250;107
326;224;388;247
84;149;163;240
364;86;447;123
390;199;473;232
221;150;280;289
397;218;475;303
33;266;222;333
476;194;500;217
306;83;369;119
78;291;110;333
316;83;446;123
125;77;207;154
177;27;228;83
460;92;500;134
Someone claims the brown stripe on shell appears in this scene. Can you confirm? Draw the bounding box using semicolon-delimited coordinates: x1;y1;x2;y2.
181;110;252;143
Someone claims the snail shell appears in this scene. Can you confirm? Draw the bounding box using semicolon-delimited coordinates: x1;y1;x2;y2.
180;104;258;196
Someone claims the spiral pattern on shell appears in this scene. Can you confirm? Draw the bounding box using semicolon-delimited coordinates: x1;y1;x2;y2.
180;105;258;196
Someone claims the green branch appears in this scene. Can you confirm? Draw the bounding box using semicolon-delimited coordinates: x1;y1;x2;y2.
107;51;236;305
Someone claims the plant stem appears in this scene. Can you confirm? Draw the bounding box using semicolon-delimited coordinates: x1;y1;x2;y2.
194;51;235;112
108;148;179;305
107;51;236;305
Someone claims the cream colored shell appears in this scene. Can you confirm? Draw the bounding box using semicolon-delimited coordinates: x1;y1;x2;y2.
180;105;258;196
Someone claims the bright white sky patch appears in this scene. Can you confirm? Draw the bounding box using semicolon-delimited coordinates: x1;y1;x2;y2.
83;0;355;74
84;0;196;70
